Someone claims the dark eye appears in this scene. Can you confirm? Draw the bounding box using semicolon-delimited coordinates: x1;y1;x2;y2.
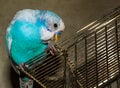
54;23;58;28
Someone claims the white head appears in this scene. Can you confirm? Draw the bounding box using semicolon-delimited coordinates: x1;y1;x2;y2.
39;10;65;42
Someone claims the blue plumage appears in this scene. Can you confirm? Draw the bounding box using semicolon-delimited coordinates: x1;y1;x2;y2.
9;20;47;65
6;9;65;65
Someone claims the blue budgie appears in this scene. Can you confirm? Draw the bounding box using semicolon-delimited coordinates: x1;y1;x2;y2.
6;9;65;65
6;9;65;88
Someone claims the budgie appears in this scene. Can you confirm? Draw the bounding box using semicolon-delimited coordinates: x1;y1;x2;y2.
6;9;65;88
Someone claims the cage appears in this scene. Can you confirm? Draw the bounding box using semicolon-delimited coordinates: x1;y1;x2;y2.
60;6;120;88
11;6;120;88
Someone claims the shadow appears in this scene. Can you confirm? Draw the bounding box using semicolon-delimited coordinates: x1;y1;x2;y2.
10;66;43;88
10;66;19;88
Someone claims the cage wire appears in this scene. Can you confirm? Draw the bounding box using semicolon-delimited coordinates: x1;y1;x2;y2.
12;6;120;88
58;6;120;88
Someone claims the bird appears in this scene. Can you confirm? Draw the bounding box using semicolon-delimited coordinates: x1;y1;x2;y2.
6;9;65;88
6;9;65;65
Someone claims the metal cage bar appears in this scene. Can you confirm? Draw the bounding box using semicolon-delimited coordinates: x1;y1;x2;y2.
65;7;120;88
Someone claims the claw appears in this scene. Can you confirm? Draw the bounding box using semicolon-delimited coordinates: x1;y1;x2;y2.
47;41;58;55
19;63;25;70
49;50;55;55
19;63;28;71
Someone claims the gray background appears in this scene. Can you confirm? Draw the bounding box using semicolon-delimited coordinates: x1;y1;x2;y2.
0;0;120;88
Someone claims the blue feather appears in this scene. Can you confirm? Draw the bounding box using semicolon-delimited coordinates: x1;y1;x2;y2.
7;20;47;65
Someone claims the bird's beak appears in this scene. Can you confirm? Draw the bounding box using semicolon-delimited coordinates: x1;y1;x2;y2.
54;31;63;42
55;34;61;42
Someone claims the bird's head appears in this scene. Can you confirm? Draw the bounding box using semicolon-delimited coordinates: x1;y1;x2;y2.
38;10;65;43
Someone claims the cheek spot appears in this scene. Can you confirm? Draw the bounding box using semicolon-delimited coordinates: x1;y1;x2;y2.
47;28;52;32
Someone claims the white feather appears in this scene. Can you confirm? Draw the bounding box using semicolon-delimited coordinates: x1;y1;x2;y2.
6;27;11;34
8;37;12;52
12;9;39;24
40;26;55;40
59;20;65;31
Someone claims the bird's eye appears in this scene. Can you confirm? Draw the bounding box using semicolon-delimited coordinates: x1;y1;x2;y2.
54;23;58;28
